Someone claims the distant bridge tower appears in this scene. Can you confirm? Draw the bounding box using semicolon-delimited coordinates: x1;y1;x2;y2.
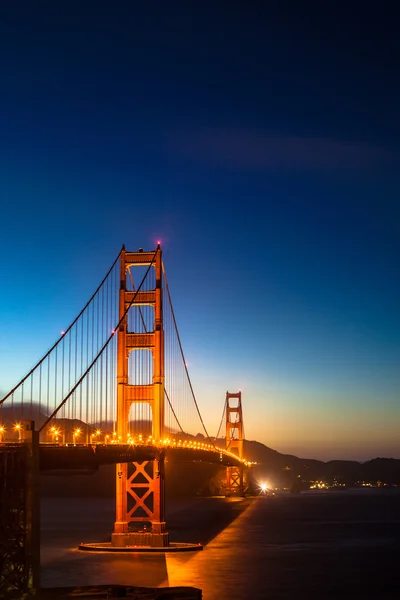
225;390;245;496
112;244;169;547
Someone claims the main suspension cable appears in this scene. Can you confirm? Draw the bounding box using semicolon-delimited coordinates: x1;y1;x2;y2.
162;262;214;446
163;387;184;434
128;267;183;434
38;247;159;432
215;397;227;440
225;411;240;451
0;247;122;405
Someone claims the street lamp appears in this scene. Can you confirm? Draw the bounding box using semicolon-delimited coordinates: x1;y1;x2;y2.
73;428;81;445
90;429;101;444
0;424;5;442
49;426;60;443
14;423;22;441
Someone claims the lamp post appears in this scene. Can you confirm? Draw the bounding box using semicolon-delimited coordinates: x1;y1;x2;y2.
73;428;81;445
90;429;101;444
0;425;5;443
14;423;22;442
50;426;61;443
90;429;101;443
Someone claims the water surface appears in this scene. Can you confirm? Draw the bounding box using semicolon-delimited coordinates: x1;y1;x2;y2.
41;490;400;598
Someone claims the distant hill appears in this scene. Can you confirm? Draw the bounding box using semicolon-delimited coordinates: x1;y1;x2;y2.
240;439;400;489
3;404;398;490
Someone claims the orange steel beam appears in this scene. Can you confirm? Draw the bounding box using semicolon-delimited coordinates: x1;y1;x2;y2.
225;390;245;496
113;244;168;546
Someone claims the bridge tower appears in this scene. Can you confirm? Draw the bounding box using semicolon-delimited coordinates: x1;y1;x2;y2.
112;244;169;547
225;390;245;496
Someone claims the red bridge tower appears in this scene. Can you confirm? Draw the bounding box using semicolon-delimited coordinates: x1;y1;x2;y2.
225;390;245;496
112;244;168;547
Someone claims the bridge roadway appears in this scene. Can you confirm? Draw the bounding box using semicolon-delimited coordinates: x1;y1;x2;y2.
33;442;246;471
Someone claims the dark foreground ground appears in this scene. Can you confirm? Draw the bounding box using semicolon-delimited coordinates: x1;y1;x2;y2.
41;489;400;599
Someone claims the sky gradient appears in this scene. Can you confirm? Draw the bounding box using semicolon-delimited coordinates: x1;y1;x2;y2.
0;2;399;460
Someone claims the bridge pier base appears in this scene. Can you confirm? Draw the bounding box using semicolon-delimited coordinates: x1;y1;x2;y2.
111;527;169;548
226;465;247;497
112;457;170;547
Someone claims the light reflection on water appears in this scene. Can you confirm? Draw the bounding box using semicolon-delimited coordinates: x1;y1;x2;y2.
41;491;400;599
163;500;264;598
40;496;254;593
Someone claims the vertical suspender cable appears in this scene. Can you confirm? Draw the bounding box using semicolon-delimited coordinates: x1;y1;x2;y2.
162;263;214;446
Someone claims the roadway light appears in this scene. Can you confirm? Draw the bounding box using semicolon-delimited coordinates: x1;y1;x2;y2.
259;482;275;496
90;429;100;443
14;423;22;441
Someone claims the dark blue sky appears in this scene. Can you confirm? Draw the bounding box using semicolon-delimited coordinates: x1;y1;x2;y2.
1;1;399;459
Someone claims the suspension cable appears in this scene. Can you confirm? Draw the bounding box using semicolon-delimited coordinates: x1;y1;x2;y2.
128;267;183;434
0;247;122;405
38;247;159;432
163;388;184;433
128;268;147;332
225;411;239;451
215;397;227;440
162;262;214;445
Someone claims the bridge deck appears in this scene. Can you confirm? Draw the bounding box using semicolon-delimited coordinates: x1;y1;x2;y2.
0;443;245;471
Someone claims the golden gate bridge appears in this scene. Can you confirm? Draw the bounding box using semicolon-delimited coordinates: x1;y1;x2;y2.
0;244;249;595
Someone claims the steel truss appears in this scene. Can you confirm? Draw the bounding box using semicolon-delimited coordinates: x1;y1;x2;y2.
0;445;31;598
